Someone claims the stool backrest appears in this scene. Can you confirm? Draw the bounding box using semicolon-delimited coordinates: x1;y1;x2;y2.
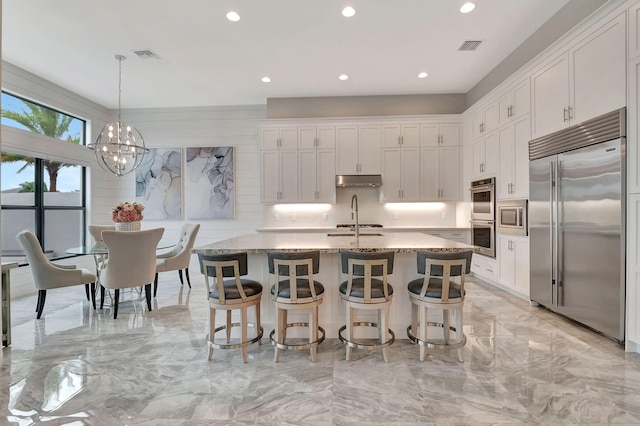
416;250;473;303
199;252;249;303
268;251;320;302
341;250;394;302
340;250;394;275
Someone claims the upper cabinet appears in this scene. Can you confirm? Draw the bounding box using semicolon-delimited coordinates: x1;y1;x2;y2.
532;13;626;139
260;126;298;150
381;123;420;147
471;131;499;179
336;124;381;175
298;125;336;150
471;102;499;140
420;123;461;147
497;79;530;126
497;115;531;199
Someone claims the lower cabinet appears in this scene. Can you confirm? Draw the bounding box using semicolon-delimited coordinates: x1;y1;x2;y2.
471;253;497;283
497;235;529;297
424;230;469;244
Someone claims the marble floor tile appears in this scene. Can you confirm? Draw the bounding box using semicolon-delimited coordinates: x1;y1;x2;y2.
2;272;640;425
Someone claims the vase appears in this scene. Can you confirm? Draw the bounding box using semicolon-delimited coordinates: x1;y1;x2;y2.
115;221;141;232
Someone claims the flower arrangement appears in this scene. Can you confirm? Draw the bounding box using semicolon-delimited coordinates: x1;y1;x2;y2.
112;202;144;223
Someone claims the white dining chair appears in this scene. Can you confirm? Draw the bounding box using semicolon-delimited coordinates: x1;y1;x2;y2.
17;230;97;318
154;223;200;297
88;225;116;243
100;228;164;319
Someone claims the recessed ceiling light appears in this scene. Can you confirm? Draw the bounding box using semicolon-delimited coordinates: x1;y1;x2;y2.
418;72;429;79
460;2;476;14
338;74;349;81
342;6;356;18
226;11;240;22
261;76;271;83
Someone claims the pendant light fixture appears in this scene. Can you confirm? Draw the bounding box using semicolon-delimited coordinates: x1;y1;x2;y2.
89;55;148;177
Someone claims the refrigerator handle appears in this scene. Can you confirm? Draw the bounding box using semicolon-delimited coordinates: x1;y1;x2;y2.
556;160;563;306
550;161;557;306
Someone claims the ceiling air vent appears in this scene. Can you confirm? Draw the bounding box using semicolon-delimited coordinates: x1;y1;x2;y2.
132;49;160;60
458;40;483;51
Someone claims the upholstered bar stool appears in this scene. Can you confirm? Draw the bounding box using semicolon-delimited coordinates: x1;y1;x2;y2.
338;250;395;362
198;252;264;363
406;250;473;362
267;250;326;362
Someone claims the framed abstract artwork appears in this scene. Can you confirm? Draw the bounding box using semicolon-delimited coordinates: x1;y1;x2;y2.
135;148;182;220
185;147;235;219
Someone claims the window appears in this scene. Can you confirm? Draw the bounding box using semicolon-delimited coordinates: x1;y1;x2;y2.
1;93;87;264
1;91;85;145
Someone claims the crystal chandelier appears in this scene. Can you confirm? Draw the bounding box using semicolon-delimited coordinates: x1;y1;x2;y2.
89;55;148;177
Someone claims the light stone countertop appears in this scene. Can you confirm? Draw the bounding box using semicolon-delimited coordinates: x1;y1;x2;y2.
192;232;477;254
256;226;470;233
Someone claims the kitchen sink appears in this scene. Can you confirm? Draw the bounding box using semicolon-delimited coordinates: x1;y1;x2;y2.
326;233;384;237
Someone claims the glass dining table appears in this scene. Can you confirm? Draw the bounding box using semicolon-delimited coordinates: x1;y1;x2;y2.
66;242;174;306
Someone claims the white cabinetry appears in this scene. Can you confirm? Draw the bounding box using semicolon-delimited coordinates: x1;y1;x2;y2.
497;115;531;199
420;147;460;201
471;102;499;139
380;147;420;202
425;230;469;244
261;149;298;203
471;131;499;179
471;254;497;283
260;126;298;150
497;235;530;297
298;125;336;150
420;123;461;147
497;79;530;126
381;123;420;147
532;13;626;139
298;149;336;203
336;125;381;175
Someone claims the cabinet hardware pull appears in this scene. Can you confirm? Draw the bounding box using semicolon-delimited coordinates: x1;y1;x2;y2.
563;108;568;122
398;136;402;145
401;135;404;145
568;106;573;120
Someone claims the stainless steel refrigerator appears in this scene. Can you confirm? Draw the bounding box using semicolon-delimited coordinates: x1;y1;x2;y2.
529;108;625;343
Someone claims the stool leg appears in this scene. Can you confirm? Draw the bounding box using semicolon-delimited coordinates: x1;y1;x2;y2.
456;306;464;362
255;300;262;345
241;306;248;363
282;310;288;341
381;306;390;363
345;306;353;361
443;309;450;345
225;310;232;343
208;307;216;360
310;306;318;362
419;306;428;361
274;307;283;362
411;302;418;341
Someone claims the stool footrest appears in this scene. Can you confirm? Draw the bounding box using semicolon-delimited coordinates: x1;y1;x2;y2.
338;322;395;350
406;323;467;350
269;322;326;350
208;322;264;350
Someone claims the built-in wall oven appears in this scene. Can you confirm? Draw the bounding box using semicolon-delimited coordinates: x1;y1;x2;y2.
470;177;496;257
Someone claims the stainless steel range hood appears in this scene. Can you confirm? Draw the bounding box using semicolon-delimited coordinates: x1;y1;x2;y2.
335;174;383;188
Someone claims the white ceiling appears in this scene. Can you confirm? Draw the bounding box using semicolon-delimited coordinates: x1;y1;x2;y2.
3;0;570;110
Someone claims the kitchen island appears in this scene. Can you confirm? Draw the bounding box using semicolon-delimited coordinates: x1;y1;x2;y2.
192;232;477;339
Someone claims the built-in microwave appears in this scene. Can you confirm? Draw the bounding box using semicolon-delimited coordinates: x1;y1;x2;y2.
496;200;528;236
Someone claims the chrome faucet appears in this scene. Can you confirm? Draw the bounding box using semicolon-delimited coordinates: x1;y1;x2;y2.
351;194;359;238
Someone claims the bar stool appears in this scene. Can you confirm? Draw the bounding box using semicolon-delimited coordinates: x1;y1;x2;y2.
338;250;395;362
406;250;473;362
267;250;325;362
198;252;264;363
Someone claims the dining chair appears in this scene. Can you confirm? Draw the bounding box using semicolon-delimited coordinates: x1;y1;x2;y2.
17;230;97;318
88;225;116;243
154;223;200;297
100;228;164;319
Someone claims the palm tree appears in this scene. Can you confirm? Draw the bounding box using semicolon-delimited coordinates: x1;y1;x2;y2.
1;99;80;192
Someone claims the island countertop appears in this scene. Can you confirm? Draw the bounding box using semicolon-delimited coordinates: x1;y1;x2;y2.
192;232;477;254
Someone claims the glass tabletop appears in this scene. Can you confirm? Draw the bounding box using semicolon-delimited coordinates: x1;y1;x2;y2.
66;242;174;256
